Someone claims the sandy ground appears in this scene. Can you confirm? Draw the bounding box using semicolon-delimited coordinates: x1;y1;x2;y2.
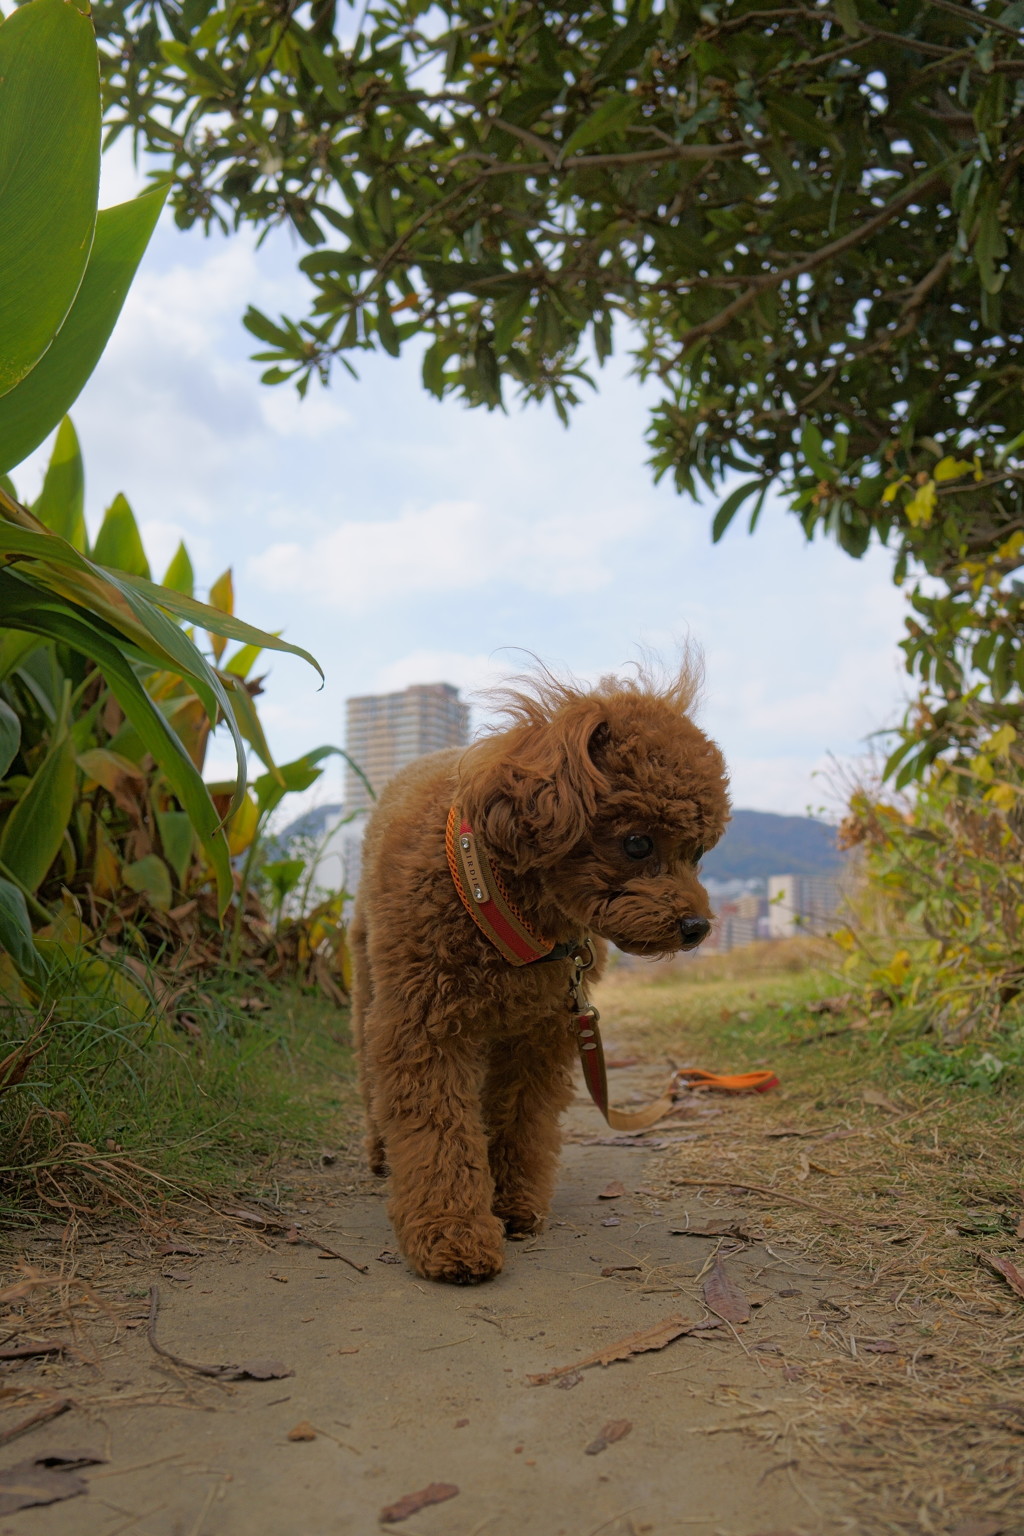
0;1070;869;1536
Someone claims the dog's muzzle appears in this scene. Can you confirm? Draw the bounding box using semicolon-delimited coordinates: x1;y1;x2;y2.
678;916;711;949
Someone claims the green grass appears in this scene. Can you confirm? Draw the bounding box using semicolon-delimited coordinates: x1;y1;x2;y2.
0;965;356;1213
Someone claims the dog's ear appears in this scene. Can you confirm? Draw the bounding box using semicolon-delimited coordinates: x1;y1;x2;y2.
460;699;609;869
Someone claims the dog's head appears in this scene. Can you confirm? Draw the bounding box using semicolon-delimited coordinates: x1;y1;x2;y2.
458;665;730;956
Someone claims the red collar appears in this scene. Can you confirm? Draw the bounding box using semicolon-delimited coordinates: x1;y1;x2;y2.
445;805;574;966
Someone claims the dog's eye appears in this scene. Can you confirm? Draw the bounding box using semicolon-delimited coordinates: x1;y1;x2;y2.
694;844;705;863
622;834;654;861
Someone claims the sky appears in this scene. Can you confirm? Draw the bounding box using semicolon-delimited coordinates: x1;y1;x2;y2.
15;144;912;819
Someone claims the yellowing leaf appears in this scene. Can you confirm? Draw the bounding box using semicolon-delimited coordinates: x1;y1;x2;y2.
225;790;259;856
934;456;973;482
206;567;234;662
996;531;1024;564
878;948;911;988
986;782;1017;813
905;480;936;527
882;475;909;504
985;724;1017;757
91;820;120;897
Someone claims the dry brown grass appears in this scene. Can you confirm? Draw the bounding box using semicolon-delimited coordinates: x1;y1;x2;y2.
595;942;1024;1536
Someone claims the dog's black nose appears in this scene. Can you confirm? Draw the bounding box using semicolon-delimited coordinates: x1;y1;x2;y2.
679;916;711;948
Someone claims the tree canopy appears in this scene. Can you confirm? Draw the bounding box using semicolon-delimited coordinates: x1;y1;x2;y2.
97;0;1024;754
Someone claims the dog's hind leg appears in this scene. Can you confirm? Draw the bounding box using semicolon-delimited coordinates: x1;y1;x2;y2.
349;907;387;1176
483;1026;576;1237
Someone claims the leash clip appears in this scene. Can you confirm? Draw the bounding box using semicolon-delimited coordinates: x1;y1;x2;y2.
568;938;600;1024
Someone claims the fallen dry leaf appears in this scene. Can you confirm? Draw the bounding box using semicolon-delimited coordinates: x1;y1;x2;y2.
287;1421;317;1441
807;994;852;1015
984;1254;1024;1301
526;1314;701;1386
220;1206;281;1229
379;1483;460;1523
702;1257;752;1325
1016;1214;1024;1239
231;1359;294;1381
554;1371;583;1390
605;1055;640;1069
376;1250;403;1265
597;1181;626;1200
0;1454;103;1517
600;1265;642;1277
601;1217;621;1228
156;1242;202;1257
862;1088;901;1113
584;1419;632;1455
783;1364;805;1381
948;1520;1004;1536
859;1339;897;1354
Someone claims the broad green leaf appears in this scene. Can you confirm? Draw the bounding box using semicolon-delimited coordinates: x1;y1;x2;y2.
0;875;47;983
0;697;20;777
31;418;86;550
0;0;100;396
92;492;151;578
120;572;324;679
560;93;638;158
799;421;834;482
263;857;305;903
0;705;76;892
0;508;248;813
0;190;166;473
711;479;765;543
156;809;194;887
161;540;194;597
0;568;233;912
123;853;173;911
252;746;339;819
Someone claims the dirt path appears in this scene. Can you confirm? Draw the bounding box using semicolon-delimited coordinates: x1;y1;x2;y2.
0;1063;866;1536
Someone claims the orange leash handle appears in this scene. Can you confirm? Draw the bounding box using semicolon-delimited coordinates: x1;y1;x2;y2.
674;1067;780;1094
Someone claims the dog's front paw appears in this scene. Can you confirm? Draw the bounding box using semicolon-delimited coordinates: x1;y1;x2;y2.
403;1215;505;1285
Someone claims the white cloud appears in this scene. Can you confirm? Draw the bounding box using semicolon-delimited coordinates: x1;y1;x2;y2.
370;649;508;698
259;385;351;439
247;495;655;610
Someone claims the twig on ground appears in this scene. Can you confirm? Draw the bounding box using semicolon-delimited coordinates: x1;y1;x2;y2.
145;1286;292;1382
668;1176;849;1220
0;1397;72;1446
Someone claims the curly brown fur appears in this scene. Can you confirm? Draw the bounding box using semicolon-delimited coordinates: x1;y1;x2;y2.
351;662;730;1284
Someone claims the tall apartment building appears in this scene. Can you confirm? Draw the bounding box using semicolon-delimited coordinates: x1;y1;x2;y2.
767;873;843;938
344;682;470;812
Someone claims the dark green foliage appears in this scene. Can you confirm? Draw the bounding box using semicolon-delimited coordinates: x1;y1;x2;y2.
96;0;1024;592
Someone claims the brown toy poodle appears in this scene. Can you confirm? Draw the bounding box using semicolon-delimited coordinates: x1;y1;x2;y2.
350;663;730;1284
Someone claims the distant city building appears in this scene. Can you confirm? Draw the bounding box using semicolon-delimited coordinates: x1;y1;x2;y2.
703;887;764;956
344;682;470;812
768;873;842;938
